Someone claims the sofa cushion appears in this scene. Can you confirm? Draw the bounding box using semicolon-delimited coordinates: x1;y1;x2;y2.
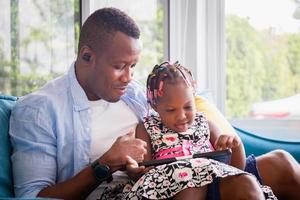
0;95;17;197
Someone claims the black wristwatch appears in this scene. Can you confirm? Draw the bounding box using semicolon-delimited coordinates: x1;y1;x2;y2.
90;160;113;183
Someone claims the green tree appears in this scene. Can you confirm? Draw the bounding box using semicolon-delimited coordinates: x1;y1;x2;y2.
226;14;300;118
7;0;80;96
259;31;292;100
10;0;20;96
0;37;11;94
135;0;164;84
226;15;265;117
287;33;300;93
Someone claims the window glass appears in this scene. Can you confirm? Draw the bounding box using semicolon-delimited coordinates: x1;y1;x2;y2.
91;0;166;84
0;0;80;96
225;0;300;141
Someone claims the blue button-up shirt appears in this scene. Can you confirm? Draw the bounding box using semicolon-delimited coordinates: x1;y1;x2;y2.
9;63;148;197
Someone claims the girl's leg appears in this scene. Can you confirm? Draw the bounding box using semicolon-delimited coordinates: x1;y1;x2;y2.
173;186;207;200
256;150;300;200
219;174;265;200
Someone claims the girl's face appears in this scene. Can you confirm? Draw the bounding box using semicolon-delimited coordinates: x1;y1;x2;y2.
154;81;196;132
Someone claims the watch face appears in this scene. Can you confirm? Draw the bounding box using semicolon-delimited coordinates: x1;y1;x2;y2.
95;165;109;180
92;162;111;182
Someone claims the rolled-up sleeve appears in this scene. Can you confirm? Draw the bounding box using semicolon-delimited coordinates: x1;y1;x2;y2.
10;103;57;197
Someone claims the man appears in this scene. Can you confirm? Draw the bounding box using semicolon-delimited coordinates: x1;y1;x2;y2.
10;7;147;199
10;7;299;200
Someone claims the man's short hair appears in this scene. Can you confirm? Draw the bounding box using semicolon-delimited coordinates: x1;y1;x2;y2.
78;7;140;54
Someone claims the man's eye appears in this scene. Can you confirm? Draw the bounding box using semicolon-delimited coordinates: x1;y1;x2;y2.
131;64;136;68
114;65;123;70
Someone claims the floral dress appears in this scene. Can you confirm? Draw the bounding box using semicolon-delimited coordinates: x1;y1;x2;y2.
100;113;277;200
122;112;270;199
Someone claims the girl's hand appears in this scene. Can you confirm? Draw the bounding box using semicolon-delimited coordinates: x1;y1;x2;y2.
214;134;242;150
125;155;148;181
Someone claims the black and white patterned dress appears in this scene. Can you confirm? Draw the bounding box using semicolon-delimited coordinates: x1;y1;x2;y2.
100;113;277;200
124;113;245;199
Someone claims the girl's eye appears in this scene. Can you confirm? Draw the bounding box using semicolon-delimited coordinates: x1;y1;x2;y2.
165;108;175;112
184;106;193;110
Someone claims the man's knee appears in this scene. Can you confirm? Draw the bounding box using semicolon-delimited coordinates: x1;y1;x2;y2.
270;150;300;183
269;149;292;160
258;150;299;185
220;175;264;200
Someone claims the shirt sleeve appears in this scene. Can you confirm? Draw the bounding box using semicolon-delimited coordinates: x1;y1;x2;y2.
9;100;57;197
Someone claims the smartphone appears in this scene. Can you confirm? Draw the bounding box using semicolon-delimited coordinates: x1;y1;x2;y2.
138;149;232;167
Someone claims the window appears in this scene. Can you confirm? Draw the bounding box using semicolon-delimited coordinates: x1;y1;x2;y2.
0;0;80;96
225;0;300;141
85;0;167;84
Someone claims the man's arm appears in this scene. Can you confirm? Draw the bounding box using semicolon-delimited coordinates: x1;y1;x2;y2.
37;166;100;200
10;102;147;199
38;131;147;199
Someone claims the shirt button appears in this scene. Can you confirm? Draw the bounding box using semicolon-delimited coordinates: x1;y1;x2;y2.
85;127;90;132
87;109;91;114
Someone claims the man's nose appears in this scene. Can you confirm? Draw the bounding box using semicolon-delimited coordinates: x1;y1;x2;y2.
120;66;133;83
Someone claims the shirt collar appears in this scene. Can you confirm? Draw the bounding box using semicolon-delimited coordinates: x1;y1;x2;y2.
68;62;90;111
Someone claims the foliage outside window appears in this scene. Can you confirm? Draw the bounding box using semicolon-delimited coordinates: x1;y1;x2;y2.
225;0;300;119
0;0;80;96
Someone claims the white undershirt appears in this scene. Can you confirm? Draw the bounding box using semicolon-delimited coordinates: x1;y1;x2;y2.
87;99;139;199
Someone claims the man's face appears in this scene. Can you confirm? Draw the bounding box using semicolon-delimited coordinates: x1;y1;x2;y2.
86;31;141;102
155;81;196;132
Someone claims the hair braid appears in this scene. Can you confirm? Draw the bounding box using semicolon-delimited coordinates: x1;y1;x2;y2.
146;61;196;106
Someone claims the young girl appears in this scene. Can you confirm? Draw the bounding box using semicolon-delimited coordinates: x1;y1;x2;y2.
124;61;276;200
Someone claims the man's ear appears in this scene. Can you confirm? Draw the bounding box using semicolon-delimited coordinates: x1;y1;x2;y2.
82;53;91;62
79;46;94;63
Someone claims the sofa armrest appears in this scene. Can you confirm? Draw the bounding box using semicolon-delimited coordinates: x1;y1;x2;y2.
0;95;17;197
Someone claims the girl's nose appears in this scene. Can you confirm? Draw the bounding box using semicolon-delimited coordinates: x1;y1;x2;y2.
176;110;186;120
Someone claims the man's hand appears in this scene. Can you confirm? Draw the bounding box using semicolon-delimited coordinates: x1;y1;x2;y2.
100;131;147;172
125;155;149;181
214;134;241;150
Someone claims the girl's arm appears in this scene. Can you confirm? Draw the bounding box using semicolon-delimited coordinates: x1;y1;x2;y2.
126;123;152;181
208;120;246;169
135;123;152;162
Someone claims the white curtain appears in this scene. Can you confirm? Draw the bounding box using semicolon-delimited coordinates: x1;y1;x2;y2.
169;0;225;113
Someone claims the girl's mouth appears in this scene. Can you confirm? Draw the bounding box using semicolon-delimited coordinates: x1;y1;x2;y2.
175;123;189;132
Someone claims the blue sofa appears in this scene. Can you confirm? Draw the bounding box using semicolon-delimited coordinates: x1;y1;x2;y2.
0;95;17;198
234;126;300;162
1;94;299;199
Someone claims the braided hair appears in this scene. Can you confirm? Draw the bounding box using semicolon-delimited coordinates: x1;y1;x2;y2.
146;61;196;107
